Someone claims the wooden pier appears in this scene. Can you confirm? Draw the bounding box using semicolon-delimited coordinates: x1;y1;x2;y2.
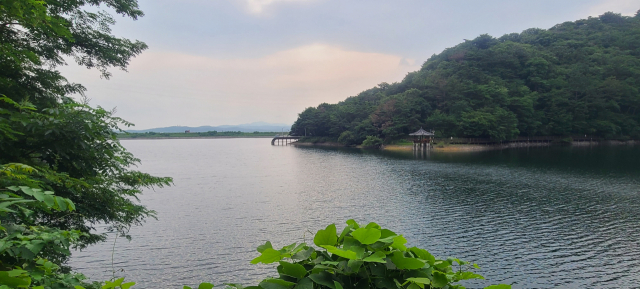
272;136;300;146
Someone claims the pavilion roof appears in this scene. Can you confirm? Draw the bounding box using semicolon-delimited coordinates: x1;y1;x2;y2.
409;127;434;136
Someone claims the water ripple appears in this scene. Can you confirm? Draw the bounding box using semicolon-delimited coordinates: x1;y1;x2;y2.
69;140;640;288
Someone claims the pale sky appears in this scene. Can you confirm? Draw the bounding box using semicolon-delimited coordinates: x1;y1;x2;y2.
59;0;639;129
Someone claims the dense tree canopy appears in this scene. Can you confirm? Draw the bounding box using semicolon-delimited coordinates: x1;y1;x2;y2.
1;0;170;252
291;11;640;143
1;0;147;105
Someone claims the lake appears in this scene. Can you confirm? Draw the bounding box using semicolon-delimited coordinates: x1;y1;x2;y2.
69;139;640;288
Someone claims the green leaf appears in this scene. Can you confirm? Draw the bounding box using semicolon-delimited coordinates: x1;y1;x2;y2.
321;245;358;260
314;224;337;247
364;222;381;229
43;194;55;208
279;261;308;279
373;278;398;289
433;260;450;270
292;248;314;260
54;196;68;211
484;285;511;289
431;271;448;288
19;187;35;196
256;241;273;253
251;248;283;264
347;259;363;272
379;229;396;239
183;287;192;289
280;243;297;254
197;282;214;289
6;270;27;277
308;271;335;289
259;279;295;289
409;247;435;264
291;243;307;254
351;228;381;245
67;199;76;211
293;278;313;289
389;252;425;270
103;278;125;289
121;282;136;289
390;235;407;251
32;190;45;202
406;278;431;285
25;241;45;254
338;224;353;240
363;251;387;263
333;281;343;289
455;271;484;280
345;219;360;229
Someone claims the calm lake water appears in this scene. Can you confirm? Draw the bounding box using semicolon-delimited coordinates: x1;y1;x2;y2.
69;139;640;288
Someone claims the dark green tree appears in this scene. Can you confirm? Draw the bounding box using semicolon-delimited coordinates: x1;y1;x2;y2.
0;0;171;251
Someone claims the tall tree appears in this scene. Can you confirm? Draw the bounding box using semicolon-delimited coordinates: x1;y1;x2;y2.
0;0;171;251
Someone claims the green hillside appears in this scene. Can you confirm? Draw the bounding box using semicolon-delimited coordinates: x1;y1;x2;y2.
291;11;640;144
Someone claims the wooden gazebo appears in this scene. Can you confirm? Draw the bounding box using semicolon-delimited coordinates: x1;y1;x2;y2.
409;127;434;150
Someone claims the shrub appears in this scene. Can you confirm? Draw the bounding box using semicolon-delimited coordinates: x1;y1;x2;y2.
362;136;383;148
338;131;357;146
247;220;510;289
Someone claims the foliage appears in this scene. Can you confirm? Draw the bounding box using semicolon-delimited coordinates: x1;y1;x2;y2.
0;0;171;287
0;166;144;289
0;97;172;249
247;220;510;289
361;136;383;148
0;181;90;289
337;131;357;146
0;0;171;250
291;12;640;142
297;137;338;144
0;0;147;106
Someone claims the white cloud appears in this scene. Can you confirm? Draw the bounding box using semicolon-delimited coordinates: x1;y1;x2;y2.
588;0;638;17
242;0;311;14
60;44;420;129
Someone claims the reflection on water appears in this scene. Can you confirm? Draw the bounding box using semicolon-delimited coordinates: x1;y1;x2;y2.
69;139;640;288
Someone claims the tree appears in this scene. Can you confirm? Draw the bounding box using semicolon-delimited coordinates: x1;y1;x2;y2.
0;0;171;252
0;0;147;105
337;131;356;146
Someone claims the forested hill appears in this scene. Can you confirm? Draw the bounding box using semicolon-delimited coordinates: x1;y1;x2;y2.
290;11;640;144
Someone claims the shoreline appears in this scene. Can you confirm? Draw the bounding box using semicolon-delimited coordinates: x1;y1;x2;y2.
292;141;344;147
294;139;638;152
118;136;274;140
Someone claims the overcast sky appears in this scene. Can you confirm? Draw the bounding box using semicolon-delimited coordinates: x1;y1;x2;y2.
59;0;639;129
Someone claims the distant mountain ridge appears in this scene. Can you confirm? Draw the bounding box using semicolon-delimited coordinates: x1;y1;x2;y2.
126;122;291;133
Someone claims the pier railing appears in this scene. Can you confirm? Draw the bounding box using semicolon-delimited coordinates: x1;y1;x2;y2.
271;135;300;145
